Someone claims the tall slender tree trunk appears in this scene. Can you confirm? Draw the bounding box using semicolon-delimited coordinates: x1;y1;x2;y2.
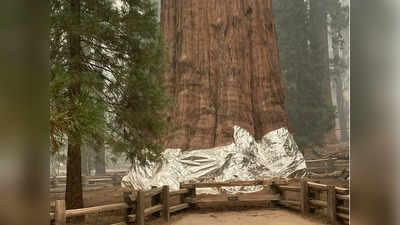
65;0;84;216
66;133;83;209
310;0;330;90
309;0;332;109
161;0;288;150
309;0;335;143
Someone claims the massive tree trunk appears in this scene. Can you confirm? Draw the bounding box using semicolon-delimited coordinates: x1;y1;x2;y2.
161;0;288;150
65;0;84;215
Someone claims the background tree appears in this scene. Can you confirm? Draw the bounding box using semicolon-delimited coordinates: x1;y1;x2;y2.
327;0;350;141
273;0;347;150
50;0;168;212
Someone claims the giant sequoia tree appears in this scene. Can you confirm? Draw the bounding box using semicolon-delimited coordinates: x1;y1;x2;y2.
161;0;288;150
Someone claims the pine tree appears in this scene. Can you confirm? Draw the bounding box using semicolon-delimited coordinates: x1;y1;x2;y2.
50;0;168;212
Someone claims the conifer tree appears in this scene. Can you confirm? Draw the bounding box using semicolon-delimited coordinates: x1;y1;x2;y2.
50;0;168;211
273;0;337;149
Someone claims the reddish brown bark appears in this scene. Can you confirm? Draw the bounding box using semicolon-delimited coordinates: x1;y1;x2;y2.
65;0;84;219
161;0;288;150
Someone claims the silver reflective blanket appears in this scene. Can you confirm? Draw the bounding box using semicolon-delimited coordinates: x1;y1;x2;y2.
122;126;306;193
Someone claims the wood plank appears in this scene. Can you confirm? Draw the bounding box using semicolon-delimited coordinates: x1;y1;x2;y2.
197;194;280;204
136;191;145;225
300;180;310;214
336;194;349;201
55;200;66;225
89;178;112;182
169;203;190;213
144;205;162;216
335;187;349;195
161;185;170;221
65;203;129;217
327;186;337;225
337;213;349;220
279;200;300;206
169;188;189;196
193;180;264;188
308;182;328;191
337;206;349;213
279;201;301;211
180;183;195;189
309;200;327;208
306;158;337;163
280;185;300;192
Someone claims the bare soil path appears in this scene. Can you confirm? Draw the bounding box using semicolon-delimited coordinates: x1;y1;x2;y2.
169;209;327;225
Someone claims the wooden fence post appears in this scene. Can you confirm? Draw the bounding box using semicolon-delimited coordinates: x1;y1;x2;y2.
161;185;170;221
300;179;310;215
55;200;66;225
136;190;145;225
327;185;337;225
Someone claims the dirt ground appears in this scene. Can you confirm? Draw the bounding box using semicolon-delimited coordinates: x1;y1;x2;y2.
167;209;327;225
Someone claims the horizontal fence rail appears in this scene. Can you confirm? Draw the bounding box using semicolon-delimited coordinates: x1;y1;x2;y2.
49;173;127;188
51;179;349;225
305;158;349;175
276;180;349;225
52;185;192;225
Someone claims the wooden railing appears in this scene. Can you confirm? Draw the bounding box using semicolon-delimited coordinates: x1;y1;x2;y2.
305;158;349;174
49;173;128;191
52;185;192;225
51;179;349;225
278;180;349;225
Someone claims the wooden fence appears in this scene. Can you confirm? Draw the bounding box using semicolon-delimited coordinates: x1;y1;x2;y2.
50;173;127;191
52;179;349;225
306;158;349;174
52;184;194;225
278;180;349;224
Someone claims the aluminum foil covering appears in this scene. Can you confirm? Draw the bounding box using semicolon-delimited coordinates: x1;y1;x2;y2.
122;126;306;194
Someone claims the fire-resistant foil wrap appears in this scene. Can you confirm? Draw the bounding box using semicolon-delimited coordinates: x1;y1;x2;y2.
122;126;306;194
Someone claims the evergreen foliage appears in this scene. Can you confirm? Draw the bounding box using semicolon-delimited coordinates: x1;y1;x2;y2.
50;0;169;164
273;0;347;149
